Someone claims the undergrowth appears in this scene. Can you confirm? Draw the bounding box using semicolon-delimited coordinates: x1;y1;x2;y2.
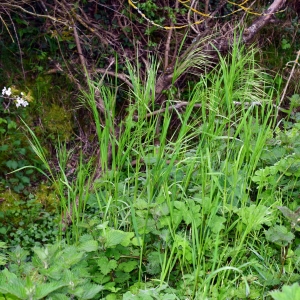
1;42;300;299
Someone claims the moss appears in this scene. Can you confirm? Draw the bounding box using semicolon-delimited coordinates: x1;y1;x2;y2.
43;103;73;141
34;183;59;211
0;190;20;211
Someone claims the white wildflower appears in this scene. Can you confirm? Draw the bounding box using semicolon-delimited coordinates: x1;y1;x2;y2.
2;87;12;96
2;86;29;109
15;97;29;108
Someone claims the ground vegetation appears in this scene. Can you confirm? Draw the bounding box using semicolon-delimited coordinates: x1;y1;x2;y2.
0;0;300;299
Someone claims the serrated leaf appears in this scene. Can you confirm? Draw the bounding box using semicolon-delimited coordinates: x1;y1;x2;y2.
79;283;104;299
97;257;117;275
265;225;295;246
118;260;138;273
0;270;26;299
78;240;98;252
278;206;300;227
114;271;130;283
102;229;124;248
61;248;84;267
46;293;69;300
35;282;68;299
208;215;226;233
270;283;300;300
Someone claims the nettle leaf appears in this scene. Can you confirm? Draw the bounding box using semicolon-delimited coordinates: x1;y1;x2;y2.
61;249;84;267
261;147;286;164
78;240;98;252
174;234;192;263
33;246;49;263
0;270;26;299
78;283;104;299
136;216;157;234
118;260;138;273
0;145;9;151
104;229;134;248
35;282;68;299
131;236;143;247
97;256;117;275
0;118;7;125
40;264;63;280
46;293;69;300
5;160;18;170
150;203;169;218
114;270;130;283
208;215;226;233
265;225;295;247
270;283;300;300
277;206;300;227
146;251;161;275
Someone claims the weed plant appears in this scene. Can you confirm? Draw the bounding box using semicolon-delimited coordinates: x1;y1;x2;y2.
3;41;300;299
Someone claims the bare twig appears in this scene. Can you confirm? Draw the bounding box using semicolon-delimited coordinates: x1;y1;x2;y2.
94;68;133;88
73;22;89;80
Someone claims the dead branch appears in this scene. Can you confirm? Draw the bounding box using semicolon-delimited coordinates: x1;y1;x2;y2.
154;0;287;101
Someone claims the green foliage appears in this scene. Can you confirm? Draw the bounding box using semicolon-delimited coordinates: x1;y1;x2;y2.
0;239;103;299
2;38;300;298
0;89;42;194
0;192;59;249
253;120;300;202
270;283;300;300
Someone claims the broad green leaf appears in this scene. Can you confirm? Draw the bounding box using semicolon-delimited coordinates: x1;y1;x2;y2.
46;293;69;300
5;160;18;170
40;265;63;280
118;260;138;273
7;121;17;130
97;257;117;275
114;271;130;283
277;206;300;226
136;217;156;234
78;240;98;252
104;229;134;248
33;246;49;263
270;283;300;300
61;249;84;267
35;282;68;299
0;145;8;151
0;118;7;125
265;225;295;247
78;283;104;299
123;292;140;300
208;215;226;233
106;294;118;300
0;270;26;299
